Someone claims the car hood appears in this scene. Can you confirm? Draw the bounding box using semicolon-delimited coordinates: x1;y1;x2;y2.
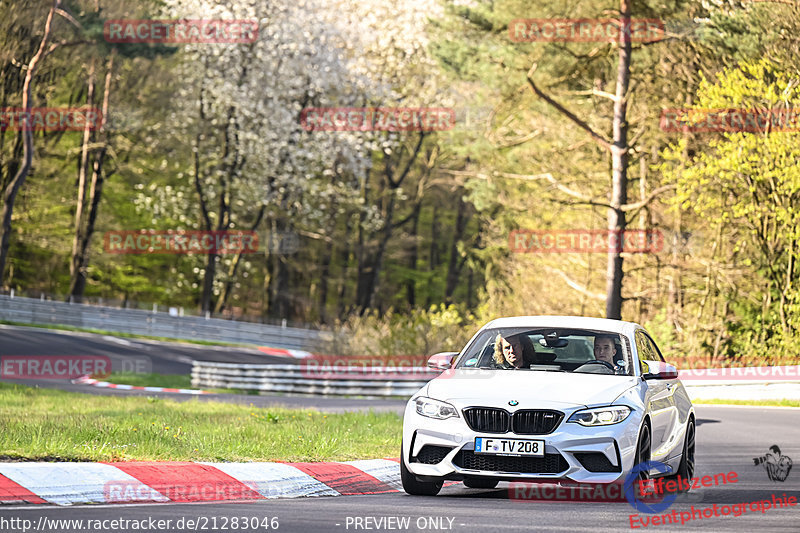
426;369;639;409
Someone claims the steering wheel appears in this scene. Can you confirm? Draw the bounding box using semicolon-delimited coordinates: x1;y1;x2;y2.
582;360;615;371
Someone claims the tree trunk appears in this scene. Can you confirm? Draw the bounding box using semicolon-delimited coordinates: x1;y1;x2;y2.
318;240;332;322
215;204;265;314
68;60;96;302
426;203;439;307
445;196;470;301
355;135;425;312
268;218;291;319
317;201;339;322
0;2;56;285
604;0;632;320
364;187;396;310
405;202;421;306
336;215;353;320
196;89;240;313
354;172;371;313
69;51;115;300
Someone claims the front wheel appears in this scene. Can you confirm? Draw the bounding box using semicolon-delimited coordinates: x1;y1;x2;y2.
669;418;695;492
634;421;651;490
400;443;443;496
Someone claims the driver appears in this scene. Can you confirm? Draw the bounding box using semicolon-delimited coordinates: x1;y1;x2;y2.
593;335;617;366
593;335;628;374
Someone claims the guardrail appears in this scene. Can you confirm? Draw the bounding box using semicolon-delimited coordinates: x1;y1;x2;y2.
191;361;800;399
0;294;329;351
191;361;440;396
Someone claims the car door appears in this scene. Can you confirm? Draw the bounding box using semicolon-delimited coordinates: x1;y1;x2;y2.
643;331;689;463
635;330;676;464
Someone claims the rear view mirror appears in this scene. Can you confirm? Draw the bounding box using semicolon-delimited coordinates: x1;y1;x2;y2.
427;352;458;370
539;331;569;348
641;360;678;380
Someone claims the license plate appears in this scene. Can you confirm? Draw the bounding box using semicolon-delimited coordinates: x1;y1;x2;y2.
474;437;544;456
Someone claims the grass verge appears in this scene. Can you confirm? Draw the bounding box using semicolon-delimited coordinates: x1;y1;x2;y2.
103;372;194;389
693;398;800;407
0;383;401;462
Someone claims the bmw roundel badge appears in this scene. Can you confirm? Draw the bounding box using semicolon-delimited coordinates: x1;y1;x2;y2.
508;400;519;406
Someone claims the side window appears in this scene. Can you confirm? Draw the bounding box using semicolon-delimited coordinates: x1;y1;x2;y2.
635;331;653;361
643;332;666;363
635;330;654;374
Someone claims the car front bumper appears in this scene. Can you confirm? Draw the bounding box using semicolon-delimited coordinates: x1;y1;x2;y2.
402;397;645;484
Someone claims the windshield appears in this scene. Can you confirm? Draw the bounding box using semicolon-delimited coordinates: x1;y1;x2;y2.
454;327;633;376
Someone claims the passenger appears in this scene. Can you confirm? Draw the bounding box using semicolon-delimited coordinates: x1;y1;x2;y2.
493;334;536;369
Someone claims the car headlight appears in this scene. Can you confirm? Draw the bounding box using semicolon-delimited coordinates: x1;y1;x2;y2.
567;405;631;426
415;397;459;419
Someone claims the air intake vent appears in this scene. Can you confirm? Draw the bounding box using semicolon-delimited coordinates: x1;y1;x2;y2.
574;452;620;472
412;445;452;464
454;450;568;474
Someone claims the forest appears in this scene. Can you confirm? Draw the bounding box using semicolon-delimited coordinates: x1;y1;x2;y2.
1;0;798;366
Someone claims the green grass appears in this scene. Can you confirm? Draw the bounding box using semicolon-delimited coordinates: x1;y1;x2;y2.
105;372;193;389
0;383;402;462
693;398;800;408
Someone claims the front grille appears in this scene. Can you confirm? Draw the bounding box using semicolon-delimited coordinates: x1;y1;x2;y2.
464;407;564;435
412;445;452;464
463;408;510;433
511;410;564;435
453;450;568;474
574;452;620;473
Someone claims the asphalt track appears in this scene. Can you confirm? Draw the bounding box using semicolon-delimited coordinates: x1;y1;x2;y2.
0;324;291;372
1;405;798;532
1;326;799;531
0;325;406;412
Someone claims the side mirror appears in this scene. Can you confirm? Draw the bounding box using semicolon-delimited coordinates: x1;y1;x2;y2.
641;360;678;380
427;352;458;370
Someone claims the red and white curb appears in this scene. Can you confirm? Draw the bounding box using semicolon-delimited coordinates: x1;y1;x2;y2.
71;376;209;395
0;459;404;506
257;347;314;359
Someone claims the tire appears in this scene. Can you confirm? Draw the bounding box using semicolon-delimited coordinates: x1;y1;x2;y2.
634;421;651;491
463;477;499;489
669;417;695;492
400;443;443;496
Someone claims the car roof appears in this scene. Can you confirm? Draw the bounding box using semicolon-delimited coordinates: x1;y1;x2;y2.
480;315;640;337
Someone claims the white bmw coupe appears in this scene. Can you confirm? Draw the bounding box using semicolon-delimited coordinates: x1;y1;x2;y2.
401;316;695;495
